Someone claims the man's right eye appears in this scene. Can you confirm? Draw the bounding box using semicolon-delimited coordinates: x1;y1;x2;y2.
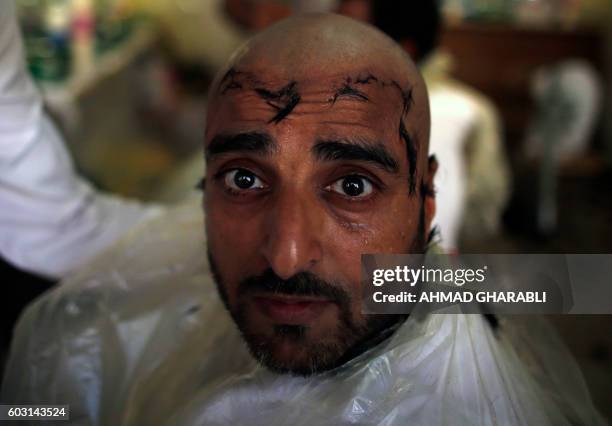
223;168;266;192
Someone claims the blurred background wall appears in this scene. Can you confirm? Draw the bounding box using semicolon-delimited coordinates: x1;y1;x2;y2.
2;0;611;419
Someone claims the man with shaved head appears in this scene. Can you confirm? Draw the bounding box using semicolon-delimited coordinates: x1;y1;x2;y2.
202;13;436;376
3;12;605;426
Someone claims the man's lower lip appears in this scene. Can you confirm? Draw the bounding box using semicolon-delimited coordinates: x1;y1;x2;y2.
254;297;332;324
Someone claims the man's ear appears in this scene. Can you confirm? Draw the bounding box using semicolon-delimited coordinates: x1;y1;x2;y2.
424;155;438;234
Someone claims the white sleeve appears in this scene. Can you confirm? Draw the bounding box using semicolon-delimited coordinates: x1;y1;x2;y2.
0;1;163;279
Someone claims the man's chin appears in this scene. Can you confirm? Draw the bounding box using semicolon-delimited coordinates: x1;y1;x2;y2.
234;308;407;376
246;331;346;377
231;301;351;375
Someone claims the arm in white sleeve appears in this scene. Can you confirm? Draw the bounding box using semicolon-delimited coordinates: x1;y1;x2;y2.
0;1;162;279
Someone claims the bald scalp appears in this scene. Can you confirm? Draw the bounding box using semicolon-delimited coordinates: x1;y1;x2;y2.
227;14;413;76
207;13;431;194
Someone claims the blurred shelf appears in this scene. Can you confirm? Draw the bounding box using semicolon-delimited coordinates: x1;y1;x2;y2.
439;22;605;152
443;21;603;37
40;25;156;109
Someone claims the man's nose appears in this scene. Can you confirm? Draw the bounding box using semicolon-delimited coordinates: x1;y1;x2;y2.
260;190;323;280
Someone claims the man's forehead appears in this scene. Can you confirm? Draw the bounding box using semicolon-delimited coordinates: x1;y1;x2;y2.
206;67;416;138
215;67;413;105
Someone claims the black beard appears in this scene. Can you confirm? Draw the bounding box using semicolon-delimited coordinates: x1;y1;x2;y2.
206;199;428;376
208;260;406;376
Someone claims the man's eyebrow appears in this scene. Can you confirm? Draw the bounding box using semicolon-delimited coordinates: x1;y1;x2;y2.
206;132;276;159
312;139;399;173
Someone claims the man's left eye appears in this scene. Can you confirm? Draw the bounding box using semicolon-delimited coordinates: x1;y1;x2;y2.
326;175;373;198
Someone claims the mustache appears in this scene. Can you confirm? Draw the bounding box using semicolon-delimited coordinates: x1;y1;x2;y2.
238;268;350;305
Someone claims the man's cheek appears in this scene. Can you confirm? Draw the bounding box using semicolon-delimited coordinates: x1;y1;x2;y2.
207;208;266;294
208;202;257;250
322;232;367;302
324;216;414;305
206;212;239;269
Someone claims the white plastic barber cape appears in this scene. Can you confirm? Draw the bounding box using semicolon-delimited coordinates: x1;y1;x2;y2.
2;198;606;426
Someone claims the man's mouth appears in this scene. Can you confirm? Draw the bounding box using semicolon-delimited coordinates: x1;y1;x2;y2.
253;294;334;324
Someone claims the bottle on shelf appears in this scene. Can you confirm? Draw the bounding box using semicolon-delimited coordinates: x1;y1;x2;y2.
18;0;72;82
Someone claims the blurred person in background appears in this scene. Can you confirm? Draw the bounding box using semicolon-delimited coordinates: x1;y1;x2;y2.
337;0;511;251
